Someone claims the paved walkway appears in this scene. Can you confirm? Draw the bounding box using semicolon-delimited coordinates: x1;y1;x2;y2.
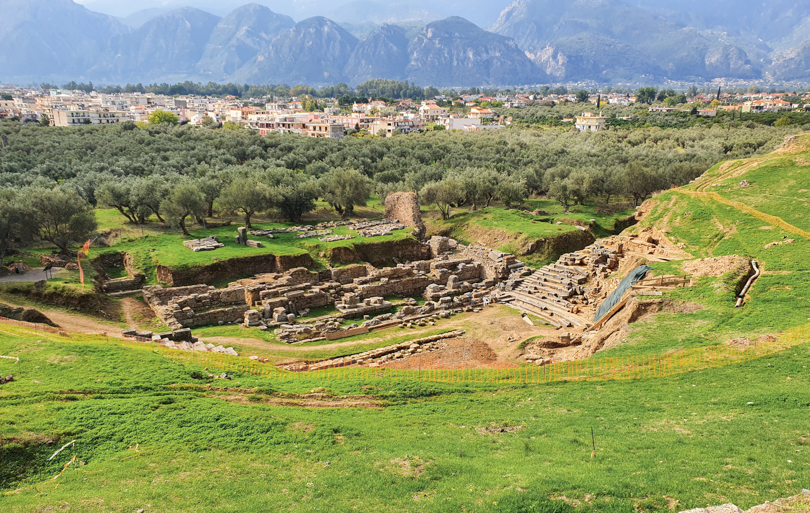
0;267;69;283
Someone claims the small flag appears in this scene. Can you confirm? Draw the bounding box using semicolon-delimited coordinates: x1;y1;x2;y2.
77;240;91;287
78;240;91;258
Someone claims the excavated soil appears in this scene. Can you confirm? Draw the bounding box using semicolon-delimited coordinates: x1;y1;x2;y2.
204;391;383;409
682;255;751;277
773;134;809;155
121;297;156;328
384;338;501;370
662;300;705;314
725;334;776;348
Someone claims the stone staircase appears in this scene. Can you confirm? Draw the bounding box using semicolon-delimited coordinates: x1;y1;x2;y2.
502;244;624;329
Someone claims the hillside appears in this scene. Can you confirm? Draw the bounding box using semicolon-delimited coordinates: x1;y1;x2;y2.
613;135;810;354
99;7;221;83
231;16;359;86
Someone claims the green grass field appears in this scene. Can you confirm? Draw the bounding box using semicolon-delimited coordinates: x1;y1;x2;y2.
0;329;808;512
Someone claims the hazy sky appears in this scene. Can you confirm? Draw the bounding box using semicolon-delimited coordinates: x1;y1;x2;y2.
72;0;511;26
73;0;318;18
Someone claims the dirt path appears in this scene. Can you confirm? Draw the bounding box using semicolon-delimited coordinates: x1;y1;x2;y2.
120;297;156;329
40;310;121;334
0;295;122;335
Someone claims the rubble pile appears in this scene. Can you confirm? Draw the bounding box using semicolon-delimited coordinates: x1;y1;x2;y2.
247;229;276;238
144;237;529;339
183;236;224;252
296;229;333;239
600;227;692;261
249;221;354;238
319;234;354;242
459;245;523;281
335;294;393;318
347;219;400;231
358;224;405;237
122;328;239;355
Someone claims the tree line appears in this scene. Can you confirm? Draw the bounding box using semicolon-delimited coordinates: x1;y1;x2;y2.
0;121;799;258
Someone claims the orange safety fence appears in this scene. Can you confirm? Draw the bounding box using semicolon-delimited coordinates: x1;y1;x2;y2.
1;318;808;385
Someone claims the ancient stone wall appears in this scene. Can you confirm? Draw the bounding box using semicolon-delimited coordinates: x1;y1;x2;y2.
329;264;369;284
356;276;435;299
156;253;314;287
459;246;521;281
143;285;211;306
384;192;426;240
428;236;458;258
283;290;332;311
142;243;521;331
143;285;250;329
428;258;482;285
173;305;251;329
170;287;246;311
290;331;467;371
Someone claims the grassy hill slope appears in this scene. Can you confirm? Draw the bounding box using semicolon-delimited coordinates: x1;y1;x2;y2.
0;328;809;512
607;136;810;355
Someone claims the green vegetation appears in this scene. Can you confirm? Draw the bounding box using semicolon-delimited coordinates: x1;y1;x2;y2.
1;328;809;512
602;137;810;358
0;118;798;283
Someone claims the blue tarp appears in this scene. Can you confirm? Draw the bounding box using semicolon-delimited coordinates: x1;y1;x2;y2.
593;265;653;323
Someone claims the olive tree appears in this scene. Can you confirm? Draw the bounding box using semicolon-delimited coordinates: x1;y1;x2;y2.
131;175;170;223
97;179;140;224
452;168;499;210
265;168;320;223
496;175;528;209
623;162;663;206
420;178;464;220
218;176;271;228
160;183;207;235
30;187;97;254
319;168;372;219
0;188;35;266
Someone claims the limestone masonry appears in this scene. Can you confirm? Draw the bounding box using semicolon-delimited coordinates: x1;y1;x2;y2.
384;192;426;240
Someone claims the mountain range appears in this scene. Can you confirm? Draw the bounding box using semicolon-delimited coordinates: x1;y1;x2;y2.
3;0;810;87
